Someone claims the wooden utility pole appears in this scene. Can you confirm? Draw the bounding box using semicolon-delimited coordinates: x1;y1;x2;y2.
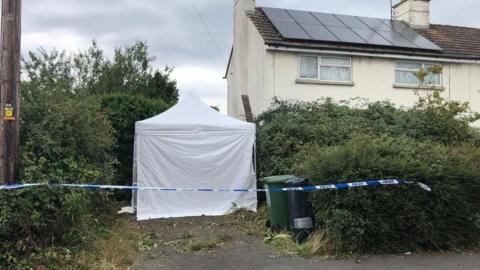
0;0;21;184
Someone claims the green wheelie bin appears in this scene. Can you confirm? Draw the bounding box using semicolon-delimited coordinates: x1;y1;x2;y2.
261;175;302;231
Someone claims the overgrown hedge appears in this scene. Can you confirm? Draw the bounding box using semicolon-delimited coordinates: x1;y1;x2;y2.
1;91;117;267
0;42;178;268
256;95;479;178
256;93;480;254
100;93;169;185
296;135;480;253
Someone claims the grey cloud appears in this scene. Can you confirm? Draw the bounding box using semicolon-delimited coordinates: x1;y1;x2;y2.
23;0;232;70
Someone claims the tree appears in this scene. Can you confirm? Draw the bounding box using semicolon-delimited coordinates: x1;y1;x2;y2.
22;40;179;103
21;41;179;183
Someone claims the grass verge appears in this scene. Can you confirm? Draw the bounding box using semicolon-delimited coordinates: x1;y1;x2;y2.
74;216;146;270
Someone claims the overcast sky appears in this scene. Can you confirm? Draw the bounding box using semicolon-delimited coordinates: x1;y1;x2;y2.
22;0;480;112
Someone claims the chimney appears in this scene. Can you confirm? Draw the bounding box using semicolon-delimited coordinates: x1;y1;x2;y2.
232;0;255;90
234;0;255;45
393;0;430;29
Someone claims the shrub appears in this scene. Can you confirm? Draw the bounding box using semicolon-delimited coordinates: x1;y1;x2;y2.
0;79;117;268
99;93;170;185
295;135;480;254
2;41;178;268
256;95;479;178
21;95;116;183
257;93;480;254
0;188;99;266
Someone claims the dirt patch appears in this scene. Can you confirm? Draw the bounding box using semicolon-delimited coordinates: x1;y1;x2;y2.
134;207;267;253
132;208;480;270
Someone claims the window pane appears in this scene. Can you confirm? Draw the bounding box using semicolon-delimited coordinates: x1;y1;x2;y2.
320;57;350;66
299;56;318;79
396;62;421;70
425;73;441;85
320;66;350;81
396;70;419;85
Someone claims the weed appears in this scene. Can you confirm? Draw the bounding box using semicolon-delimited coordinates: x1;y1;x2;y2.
185;239;218;252
216;234;233;243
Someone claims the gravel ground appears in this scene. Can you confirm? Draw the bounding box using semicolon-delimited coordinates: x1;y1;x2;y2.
132;211;480;270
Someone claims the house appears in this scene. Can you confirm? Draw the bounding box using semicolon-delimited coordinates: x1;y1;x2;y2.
225;0;480;120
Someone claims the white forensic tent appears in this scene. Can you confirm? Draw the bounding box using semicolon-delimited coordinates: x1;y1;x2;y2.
133;93;257;220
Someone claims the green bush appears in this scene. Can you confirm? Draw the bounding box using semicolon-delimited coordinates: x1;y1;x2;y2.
0;188;103;266
256;93;480;254
99;93;170;185
295;135;480;254
0;71;117;268
1;41;178;268
21;96;116;183
256;95;479;178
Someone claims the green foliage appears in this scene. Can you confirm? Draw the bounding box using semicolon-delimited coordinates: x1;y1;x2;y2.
99;93;169;184
256;95;479;177
296;135;480;254
0;41;178;268
0;187;105;267
1;51;118;266
21;95;115;183
257;92;480;254
23;40;179;103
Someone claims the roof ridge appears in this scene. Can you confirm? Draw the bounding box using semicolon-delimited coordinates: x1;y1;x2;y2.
429;23;480;31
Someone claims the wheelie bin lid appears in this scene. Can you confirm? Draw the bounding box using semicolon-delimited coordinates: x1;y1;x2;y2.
260;175;303;184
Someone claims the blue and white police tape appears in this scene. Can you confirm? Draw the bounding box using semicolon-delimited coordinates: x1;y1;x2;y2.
0;179;432;192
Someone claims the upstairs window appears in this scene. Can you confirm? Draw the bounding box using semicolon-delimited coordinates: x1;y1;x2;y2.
299;55;352;82
395;61;442;86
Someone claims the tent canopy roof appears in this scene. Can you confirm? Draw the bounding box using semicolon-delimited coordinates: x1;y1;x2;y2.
136;92;255;134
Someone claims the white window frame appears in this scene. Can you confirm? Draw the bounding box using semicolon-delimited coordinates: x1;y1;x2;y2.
395;60;443;87
298;55;353;83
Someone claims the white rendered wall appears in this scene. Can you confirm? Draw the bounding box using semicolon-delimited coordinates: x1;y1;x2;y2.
228;40;480;119
251;51;480;116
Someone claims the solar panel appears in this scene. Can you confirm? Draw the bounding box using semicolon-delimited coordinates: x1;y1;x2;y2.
335;14;370;29
311;12;345;27
261;7;443;51
353;29;391;46
397;28;442;50
327;26;365;43
301;24;339;41
358;17;391;31
287;10;320;24
262;7;295;22
376;30;417;48
273;21;312;40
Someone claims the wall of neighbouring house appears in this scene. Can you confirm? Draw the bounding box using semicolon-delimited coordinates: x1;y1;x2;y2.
228;39;480;119
228;0;257;119
228;0;268;120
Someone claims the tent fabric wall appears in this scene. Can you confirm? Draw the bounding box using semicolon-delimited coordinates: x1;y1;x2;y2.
134;93;257;220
